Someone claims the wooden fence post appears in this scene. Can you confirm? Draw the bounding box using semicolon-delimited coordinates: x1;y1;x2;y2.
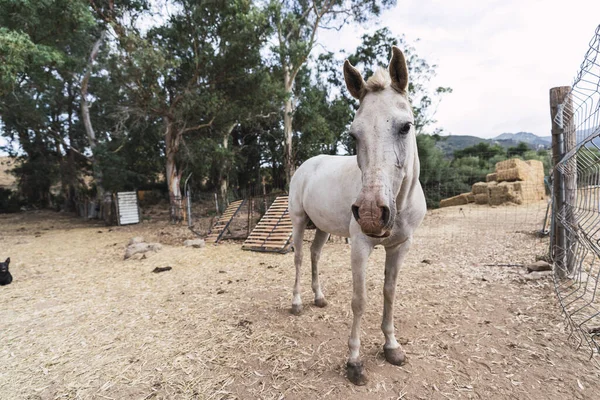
562;91;577;275
550;86;571;278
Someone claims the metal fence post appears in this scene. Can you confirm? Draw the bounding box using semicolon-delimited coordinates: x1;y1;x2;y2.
186;188;193;228
550;86;570;278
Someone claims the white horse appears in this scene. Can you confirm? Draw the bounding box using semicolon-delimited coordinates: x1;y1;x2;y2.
288;46;427;385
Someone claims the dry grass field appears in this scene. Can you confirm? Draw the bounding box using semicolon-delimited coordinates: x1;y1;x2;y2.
1;203;599;399
0;157;18;190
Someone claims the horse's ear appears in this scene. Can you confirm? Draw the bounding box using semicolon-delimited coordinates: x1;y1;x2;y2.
343;60;365;99
5;258;9;265
389;46;409;94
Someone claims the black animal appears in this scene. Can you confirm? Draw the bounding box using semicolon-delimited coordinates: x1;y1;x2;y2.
0;258;12;286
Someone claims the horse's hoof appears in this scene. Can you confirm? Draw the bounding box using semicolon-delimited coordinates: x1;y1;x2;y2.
314;297;328;308
384;347;406;366
347;361;368;386
290;304;302;315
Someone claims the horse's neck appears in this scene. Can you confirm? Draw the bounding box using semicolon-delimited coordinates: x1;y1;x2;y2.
396;144;421;211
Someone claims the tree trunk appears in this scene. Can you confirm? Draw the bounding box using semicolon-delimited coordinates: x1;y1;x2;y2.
219;123;236;206
283;68;294;188
64;81;77;212
165;120;183;223
81;31;110;222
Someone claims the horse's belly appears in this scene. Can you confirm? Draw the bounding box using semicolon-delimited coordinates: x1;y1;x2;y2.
304;201;352;237
297;156;361;238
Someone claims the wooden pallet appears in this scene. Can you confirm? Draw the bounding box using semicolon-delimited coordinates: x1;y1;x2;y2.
242;195;293;253
205;199;246;244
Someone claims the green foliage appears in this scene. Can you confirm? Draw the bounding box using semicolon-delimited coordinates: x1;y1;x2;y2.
507;142;530;158
0;28;63;95
453;142;505;162
417;134;475;208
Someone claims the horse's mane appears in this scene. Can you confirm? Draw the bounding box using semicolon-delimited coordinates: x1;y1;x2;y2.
365;68;391;92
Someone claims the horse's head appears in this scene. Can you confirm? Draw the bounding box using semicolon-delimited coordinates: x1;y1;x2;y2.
344;46;416;238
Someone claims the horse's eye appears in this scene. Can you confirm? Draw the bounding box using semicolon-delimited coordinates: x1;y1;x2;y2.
399;123;412;135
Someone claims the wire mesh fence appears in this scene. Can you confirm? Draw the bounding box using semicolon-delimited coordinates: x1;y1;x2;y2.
552;24;600;360
182;147;553;250
185;180;287;241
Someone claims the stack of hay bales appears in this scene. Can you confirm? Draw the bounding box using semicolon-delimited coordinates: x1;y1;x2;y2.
439;192;472;208
439;158;546;207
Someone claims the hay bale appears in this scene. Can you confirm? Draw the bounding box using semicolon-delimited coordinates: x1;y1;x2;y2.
495;158;529;171
495;158;546;183
525;159;544;170
513;181;546;202
496;166;530;182
486;173;498;182
475;193;489;204
490;182;522;205
472;182;488;195
525;160;545;181
440;193;469;208
467;193;475;203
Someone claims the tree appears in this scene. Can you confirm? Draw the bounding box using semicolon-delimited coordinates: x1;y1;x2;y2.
268;0;396;187
96;0;273;221
293;62;353;161
453;142;506;165
507;142;530;158
0;0;99;207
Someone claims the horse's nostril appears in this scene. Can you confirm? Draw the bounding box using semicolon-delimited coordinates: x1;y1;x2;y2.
381;206;390;225
352;205;360;222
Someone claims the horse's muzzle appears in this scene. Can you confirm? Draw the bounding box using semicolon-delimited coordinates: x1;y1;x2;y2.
351;202;393;237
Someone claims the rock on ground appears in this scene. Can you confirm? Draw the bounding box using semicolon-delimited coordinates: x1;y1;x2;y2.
124;242;162;259
128;236;145;246
523;270;553;280
527;260;552;272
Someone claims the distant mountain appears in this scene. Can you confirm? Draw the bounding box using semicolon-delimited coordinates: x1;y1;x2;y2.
493;132;551;147
434;132;551;157
435;135;489;156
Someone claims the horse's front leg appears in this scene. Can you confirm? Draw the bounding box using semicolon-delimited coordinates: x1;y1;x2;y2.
347;236;373;385
382;238;412;365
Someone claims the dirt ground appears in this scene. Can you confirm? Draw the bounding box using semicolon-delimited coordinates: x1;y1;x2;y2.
1;203;599;399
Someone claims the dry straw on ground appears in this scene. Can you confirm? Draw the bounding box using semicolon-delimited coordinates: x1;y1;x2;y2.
1;203;599;399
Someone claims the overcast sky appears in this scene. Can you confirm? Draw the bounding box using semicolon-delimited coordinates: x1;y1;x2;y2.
2;1;599;156
320;0;600;138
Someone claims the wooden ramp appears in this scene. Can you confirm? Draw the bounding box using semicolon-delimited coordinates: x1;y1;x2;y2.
242;196;293;253
205;199;246;244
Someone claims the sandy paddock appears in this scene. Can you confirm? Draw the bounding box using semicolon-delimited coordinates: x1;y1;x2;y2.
1;203;599;399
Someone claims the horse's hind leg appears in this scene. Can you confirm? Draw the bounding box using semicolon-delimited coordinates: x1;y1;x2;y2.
290;213;308;315
311;228;330;307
